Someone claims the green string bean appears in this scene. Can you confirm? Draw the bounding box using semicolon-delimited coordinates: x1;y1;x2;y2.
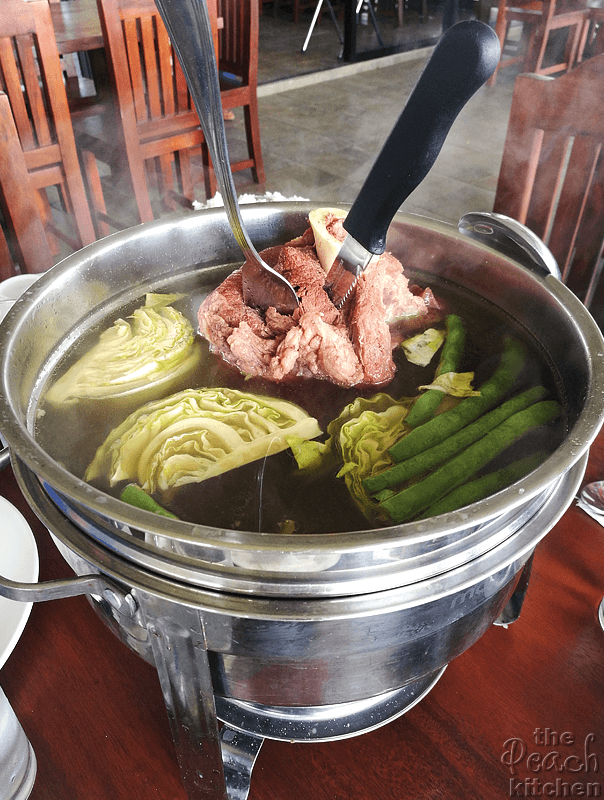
120;483;179;519
379;400;560;523
389;336;527;463
363;384;548;494
405;314;465;428
417;452;546;519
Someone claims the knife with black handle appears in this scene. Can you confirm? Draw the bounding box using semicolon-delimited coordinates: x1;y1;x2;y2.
325;20;501;308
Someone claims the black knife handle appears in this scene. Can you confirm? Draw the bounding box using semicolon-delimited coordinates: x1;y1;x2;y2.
343;20;501;255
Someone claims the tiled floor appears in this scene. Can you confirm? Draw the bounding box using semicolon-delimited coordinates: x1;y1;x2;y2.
81;12;517;232
256;1;460;85
220;37;518;226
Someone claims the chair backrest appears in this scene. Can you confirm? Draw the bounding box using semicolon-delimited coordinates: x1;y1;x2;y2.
97;0;219;132
218;0;259;88
0;91;53;278
493;57;604;305
0;0;95;248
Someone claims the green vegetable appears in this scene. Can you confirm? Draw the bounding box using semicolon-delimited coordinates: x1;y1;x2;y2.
417;452;546;519
400;328;445;367
405;314;466;428
289;392;413;522
389;336;527;463
289;393;412;477
418;372;479;397
120;484;179;519
46;294;202;405
336;397;413;521
279;519;297;535
363;385;548;494
379;400;560;523
85;387;322;493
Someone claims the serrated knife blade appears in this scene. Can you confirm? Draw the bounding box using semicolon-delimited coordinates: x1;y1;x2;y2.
324;234;375;309
324;20;501;309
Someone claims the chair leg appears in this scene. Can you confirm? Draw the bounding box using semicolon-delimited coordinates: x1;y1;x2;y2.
176;149;195;204
487;6;508;86
35;191;60;259
81;150;112;238
564;22;583;71
156;153;178;212
128;154;155;224
201;143;217;199
576;16;592;63
0;227;16;281
522;21;540;72
243;100;266;184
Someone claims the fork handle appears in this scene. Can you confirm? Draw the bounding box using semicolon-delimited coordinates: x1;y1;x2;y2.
153;0;299;311
153;0;246;247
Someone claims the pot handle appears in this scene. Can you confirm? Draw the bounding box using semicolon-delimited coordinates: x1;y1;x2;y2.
458;212;562;280
0;572;137;615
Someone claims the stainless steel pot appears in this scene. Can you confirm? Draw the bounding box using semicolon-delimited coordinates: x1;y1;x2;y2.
0;203;603;800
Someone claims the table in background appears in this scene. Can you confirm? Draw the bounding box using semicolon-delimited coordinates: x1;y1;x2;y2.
50;0;222;55
50;0;104;54
1;435;604;799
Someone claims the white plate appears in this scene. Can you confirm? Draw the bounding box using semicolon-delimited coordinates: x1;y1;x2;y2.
0;300;14;324
0;274;42;302
0;496;39;670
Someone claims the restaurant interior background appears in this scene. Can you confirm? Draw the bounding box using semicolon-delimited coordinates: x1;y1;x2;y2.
1;0;604;328
255;0;470;84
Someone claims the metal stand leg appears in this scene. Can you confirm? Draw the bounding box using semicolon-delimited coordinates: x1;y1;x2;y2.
302;0;342;52
220;728;264;800
362;0;385;47
136;591;255;800
493;553;535;627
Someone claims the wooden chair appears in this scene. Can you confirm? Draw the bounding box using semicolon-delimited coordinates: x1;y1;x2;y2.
81;0;264;234
493;57;604;307
217;0;265;184
48;0;80;89
0;92;54;278
581;6;604;59
0;0;96;261
79;0;219;233
488;0;591;85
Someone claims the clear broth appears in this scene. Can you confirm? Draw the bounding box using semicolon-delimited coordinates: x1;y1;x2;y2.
35;271;568;533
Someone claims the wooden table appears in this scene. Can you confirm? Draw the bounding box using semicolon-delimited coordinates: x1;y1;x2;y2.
50;0;105;55
50;0;223;56
1;435;604;799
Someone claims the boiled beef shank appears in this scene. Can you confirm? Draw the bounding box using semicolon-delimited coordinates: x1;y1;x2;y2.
197;210;435;387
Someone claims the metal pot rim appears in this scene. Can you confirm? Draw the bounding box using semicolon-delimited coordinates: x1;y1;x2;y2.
1;204;603;583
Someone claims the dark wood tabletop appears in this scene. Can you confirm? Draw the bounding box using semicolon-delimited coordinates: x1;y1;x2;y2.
50;0;105;55
1;433;604;800
50;0;223;56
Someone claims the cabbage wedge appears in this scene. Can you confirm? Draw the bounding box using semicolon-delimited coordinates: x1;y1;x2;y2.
418;371;480;397
289;392;413;523
400;328;445;367
335;395;413;522
86;387;322;493
46;294;201;405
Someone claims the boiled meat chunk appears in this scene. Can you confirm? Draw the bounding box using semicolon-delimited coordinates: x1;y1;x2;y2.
197;213;433;387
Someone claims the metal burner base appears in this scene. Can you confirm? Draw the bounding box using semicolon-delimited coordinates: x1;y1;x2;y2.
216;667;446;743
